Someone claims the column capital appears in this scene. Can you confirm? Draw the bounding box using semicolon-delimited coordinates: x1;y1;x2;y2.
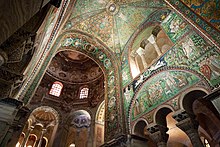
172;110;204;147
147;34;156;44
147;124;169;146
136;47;145;56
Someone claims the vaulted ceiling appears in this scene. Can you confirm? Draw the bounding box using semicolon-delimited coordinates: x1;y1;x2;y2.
63;0;167;53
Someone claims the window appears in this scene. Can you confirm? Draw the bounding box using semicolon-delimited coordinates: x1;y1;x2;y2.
80;88;89;99
49;81;63;97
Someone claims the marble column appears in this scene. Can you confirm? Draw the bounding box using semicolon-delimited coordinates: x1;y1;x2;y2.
173;110;204;147
20;126;34;147
136;47;148;68
37;128;47;147
147;124;169;147
147;34;162;56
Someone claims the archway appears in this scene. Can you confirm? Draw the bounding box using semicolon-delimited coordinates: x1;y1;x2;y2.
66;110;91;147
129;24;173;78
17;106;59;147
18;30;123;142
154;106;191;146
94;101;105;147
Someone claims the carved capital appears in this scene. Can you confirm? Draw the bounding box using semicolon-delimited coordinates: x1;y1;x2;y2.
147;124;169;146
173;110;204;147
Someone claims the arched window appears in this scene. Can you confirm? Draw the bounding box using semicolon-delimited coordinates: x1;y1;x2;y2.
80;87;89;99
49;81;63;97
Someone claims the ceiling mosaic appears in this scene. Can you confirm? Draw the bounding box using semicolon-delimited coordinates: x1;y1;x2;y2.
64;0;167;53
179;0;220;31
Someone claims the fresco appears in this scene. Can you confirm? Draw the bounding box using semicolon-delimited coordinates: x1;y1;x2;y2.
180;0;220;31
65;0;167;53
131;70;201;120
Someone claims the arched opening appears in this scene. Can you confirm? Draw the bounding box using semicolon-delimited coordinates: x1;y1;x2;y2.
129;25;173;78
182;90;207;115
26;134;37;147
15;133;25;147
16;106;59;147
133;120;147;137
66;110;91;147
155;107;191;146
94;101;105;147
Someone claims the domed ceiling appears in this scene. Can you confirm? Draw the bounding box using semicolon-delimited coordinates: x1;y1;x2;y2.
47;50;103;84
64;0;167;53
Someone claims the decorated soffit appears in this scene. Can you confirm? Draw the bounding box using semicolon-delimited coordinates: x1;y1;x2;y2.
178;0;220;31
63;0;167;54
47;50;103;84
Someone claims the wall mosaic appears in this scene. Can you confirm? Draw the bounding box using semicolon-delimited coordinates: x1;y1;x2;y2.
164;32;220;87
122;10;219;90
161;11;190;43
180;0;220;31
131;70;201;120
121;9;172;86
64;0;168;53
166;0;220;47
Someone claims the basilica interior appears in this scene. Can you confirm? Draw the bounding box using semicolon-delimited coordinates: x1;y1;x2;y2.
0;0;220;147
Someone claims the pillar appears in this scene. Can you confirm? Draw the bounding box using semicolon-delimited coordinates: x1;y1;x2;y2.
136;47;148;68
20;126;34;147
37;128;47;147
147;124;169;147
0;98;30;147
147;34;162;56
173;110;204;147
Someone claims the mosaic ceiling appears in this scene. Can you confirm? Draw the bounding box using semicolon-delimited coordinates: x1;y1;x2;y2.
64;0;167;53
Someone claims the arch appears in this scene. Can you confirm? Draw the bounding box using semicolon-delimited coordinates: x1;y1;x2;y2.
41;137;48;147
69;109;91;128
95;101;105;147
179;87;209;111
95;100;105;124
131;118;148;134
180;89;208;114
128;24;173;78
26;134;37;147
153;104;175;124
127;66;211;133
133;120;147;137
31;106;60;125
54;30;123;141
154;106;173;126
